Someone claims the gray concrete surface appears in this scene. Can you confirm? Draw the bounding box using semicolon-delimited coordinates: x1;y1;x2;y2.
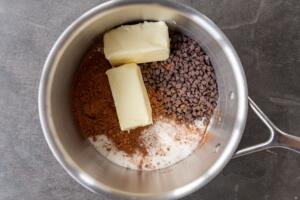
0;0;299;199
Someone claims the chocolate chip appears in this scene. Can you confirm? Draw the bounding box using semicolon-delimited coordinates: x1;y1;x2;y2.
140;31;218;124
204;55;211;65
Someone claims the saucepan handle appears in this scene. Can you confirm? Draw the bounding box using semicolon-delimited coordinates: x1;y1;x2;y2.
233;97;300;158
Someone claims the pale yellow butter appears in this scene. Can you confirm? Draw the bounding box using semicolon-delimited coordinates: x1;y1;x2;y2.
106;63;153;131
104;21;170;66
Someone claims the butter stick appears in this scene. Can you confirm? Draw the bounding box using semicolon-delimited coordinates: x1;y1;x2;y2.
104;21;170;66
106;63;153;131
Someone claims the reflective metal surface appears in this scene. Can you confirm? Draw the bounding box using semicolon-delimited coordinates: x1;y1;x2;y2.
234;97;300;158
39;0;248;199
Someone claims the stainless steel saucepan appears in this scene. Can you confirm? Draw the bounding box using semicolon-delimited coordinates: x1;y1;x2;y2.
38;0;300;199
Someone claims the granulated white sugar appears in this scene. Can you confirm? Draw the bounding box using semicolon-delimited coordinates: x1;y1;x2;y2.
89;118;206;170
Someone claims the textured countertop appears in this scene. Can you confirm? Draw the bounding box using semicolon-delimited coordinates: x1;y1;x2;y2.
0;0;299;200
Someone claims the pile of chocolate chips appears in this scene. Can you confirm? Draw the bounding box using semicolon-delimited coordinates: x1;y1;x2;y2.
141;32;218;124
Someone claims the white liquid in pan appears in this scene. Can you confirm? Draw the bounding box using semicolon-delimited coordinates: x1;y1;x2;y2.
89;118;206;170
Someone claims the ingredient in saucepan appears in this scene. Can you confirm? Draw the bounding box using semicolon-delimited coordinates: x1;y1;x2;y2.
106;63;153;131
141;32;218;125
104;21;170;66
71;30;219;170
